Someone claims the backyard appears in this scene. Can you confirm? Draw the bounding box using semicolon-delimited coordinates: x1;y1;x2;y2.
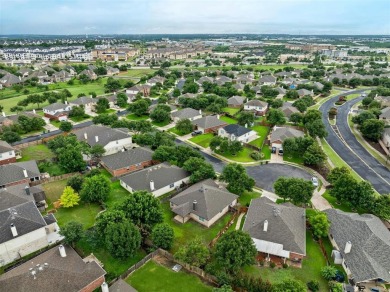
220;115;238;124
18;144;55;161
189;133;215;148
127;260;212;292
243;231;329;291
222;107;241;116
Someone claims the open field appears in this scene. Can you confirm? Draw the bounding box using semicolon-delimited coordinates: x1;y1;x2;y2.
117;68;156;78
18;144;54;161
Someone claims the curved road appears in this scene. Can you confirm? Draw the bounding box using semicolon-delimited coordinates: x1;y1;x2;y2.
320;90;390;194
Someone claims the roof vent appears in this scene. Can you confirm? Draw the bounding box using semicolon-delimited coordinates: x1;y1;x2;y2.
263;220;268;232
59;245;67;257
193;200;197;211
22;168;28;178
344;241;352;254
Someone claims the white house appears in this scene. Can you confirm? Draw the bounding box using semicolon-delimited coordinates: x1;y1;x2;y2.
218;124;258;143
0;141;16;165
73;125;133;156
244;100;268;116
43;102;72;121
120;163;191;197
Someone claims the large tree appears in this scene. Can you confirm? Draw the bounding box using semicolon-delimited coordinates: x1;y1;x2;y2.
371;194;390;221
308;211;330;239
183;157;216;183
59;121;73;132
95;209;127;237
175;118;193;135
104;221;141;259
175;238;210;267
118;191;163;231
128;99;150;116
360;119;385;141
238;111;255;126
214;231;257;274
327;167;350;185
306;119;327;138
219;163;255;195
67;175;84;192
266;108;286;125
80;174;111;203
58;148;86;172
303;142;327;165
151;223;175;250
60;186;80;208
273;279;307;292
274;177;315;205
95;98;110;113
150;107;171;123
59;221;83;247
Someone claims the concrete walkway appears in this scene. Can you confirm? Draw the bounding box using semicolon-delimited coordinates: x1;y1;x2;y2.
235;213;245;230
311;187;332;211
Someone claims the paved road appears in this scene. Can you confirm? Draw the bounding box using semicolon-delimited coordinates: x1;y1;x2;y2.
320;90;390;194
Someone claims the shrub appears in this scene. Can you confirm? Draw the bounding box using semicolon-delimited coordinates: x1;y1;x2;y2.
307;280;320;292
321;265;337;281
282;263;288;269
269;261;276;269
250;151;262;160
259;260;265;266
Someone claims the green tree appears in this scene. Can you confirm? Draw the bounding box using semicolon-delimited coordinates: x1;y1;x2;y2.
104;77;121;92
215;231;257;274
128;99;150;116
274;177;315;205
220;163;255;195
80;175;111;203
351;111;376;126
327;167;350;185
303;142;326;165
371;194;390;220
89;144;106;159
151;223;174;250
59;121;73;132
116;92;128;108
360;119;385;141
118;191;163;231
290;112;303;125
172;88;181;97
306;119;327;138
308;211;330;239
67;175;84;192
307;280;320;292
266;108;286;125
10;106;24;113
59;221;83;247
303;109;322;124
238;111;255;126
150;107;171;123
176;118;193;135
1;131;21;143
105;221;141;259
321;265;337;281
58;148;86;172
183;157;216;183
95;98;110;113
273;279;307;292
175;238;210;267
95;209;127;237
212;285;233;292
60;186;80;208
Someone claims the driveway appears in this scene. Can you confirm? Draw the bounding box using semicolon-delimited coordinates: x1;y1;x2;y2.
319;90;390;194
245;163;313;192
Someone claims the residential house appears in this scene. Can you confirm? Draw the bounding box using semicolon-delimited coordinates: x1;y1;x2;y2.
191;115;228;133
100;147;155;177
0;141;16;165
244;100;268;116
313;82;324;91
4;183;47;211
52;70;71;83
258;75;276;86
233;83;245;91
79;69;97;80
106;66;120;76
126;84;152;97
107;279;138;292
0;161;41;189
276;87;287;98
297;88;314;97
147;76;166;86
169;179;238;227
0;73;22;87
218;124;258;143
379;107;390;125
325;209;390;286
69;96;97;112
0;193;61;266
74;125;133;156
243;197;306;263
227;95;245;108
215;75;232;86
148;103;177;113
0;111;41;127
281;102;300;120
270;126;305;150
376;95;390;107
382;128;390;148
171;108;202;122
196;76;214;86
0;245;106;291
120;163;190;197
43;102;72;121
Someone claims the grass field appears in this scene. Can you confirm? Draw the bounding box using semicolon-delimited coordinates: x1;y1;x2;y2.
220;116;238;124
168;127;188;136
189;133;214;148
118;68;156;78
250;125;269;147
69;114;91;123
217;146;256;163
243;231;328;291
152;120;171;127
161;202;232;253
239;191;261;207
195;64;307;71
222;107;241;115
284;152;304;165
18;144;54;161
127;260;212;292
126;113;149;121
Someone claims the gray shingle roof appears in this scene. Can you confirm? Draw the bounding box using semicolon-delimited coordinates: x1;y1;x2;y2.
259;75;276;83
324;209;390;283
170;179;237;220
73;125;131;147
221;124;252;137
297;89;313;96
3;183;46;204
227;96;245;106
101;147;153;171
245;100;268;107
0;161;40;186
109;279;138;292
70;96;97;106
270;127;304;143
171;108;200;120
0;141;14;153
243;197;306;255
120;163;190;192
191;116;227;129
43;102;68;112
379;107;390;119
0;245;106;292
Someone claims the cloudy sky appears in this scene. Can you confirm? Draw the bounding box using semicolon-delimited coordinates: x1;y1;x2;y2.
1;0;389;35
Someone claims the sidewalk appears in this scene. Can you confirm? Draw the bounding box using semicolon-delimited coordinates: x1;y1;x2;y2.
311;187;331;211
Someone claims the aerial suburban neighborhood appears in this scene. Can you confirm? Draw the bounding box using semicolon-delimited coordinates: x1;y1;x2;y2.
0;1;390;292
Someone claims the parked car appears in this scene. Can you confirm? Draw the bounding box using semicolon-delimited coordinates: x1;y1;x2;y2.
311;177;319;187
278;148;283;156
191;130;202;136
271;147;276;154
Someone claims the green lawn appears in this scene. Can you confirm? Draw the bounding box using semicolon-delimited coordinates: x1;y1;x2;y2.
189;133;214;148
161;202;232;253
322;191;367;214
77;236;147;282
243;231;328;291
118;68;156;78
127;260;212;292
239;191;261;207
126;113;149;121
217;146;256;163
38;161;67;176
18;144;54;161
50;120;61;128
152;120;171;127
220;116;238;124
222;107;241;115
283;152;304;165
43;179;68;207
168;127;188;136
106;180;131;209
249;125;269;148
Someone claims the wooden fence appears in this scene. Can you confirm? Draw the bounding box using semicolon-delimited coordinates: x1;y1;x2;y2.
13;139;44;150
30;172;79;186
209;210;241;248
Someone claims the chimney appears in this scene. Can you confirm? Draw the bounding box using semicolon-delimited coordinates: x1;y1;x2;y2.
101;282;109;292
217;114;220;119
84;132;88;140
263;220;268;232
59;245;67;257
199;109;202;115
95;135;99;142
344;241;352;254
22;168;28;178
2;112;5;117
150;180;155;191
10;223;18;237
193;200;197;211
25;186;31;196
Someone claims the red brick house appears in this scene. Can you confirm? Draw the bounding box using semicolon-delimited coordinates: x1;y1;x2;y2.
100;147;156;177
0;161;41;189
191;115;228;134
0;141;16;165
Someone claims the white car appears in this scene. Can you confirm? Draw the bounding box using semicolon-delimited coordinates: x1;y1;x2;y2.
311;177;319;187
